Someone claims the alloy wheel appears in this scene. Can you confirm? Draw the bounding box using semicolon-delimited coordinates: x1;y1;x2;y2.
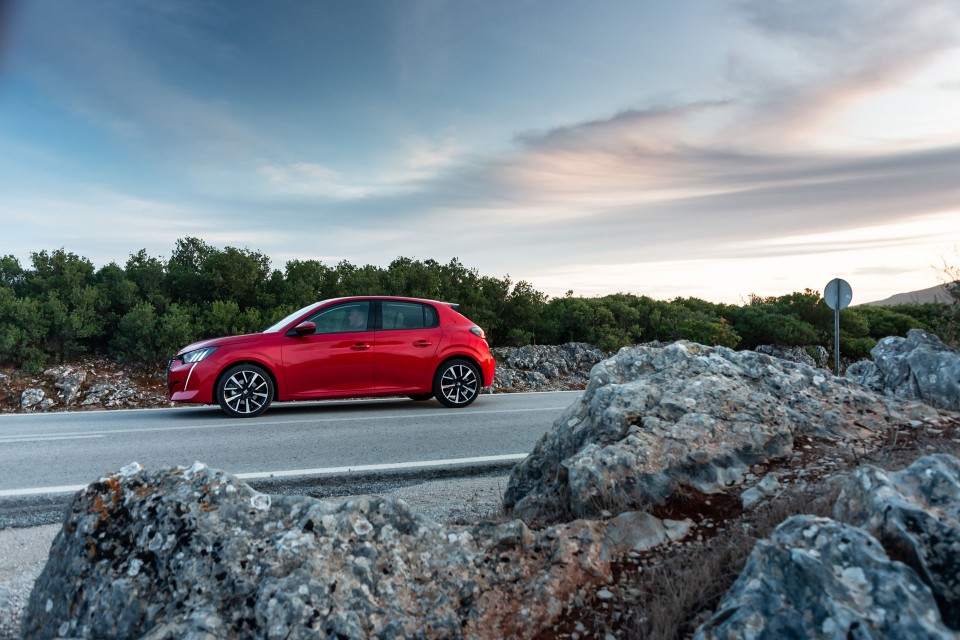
219;366;272;417
438;362;479;407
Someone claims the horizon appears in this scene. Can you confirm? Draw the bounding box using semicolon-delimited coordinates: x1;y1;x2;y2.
1;1;959;305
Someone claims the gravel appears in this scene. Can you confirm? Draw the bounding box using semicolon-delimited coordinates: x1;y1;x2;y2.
0;524;59;640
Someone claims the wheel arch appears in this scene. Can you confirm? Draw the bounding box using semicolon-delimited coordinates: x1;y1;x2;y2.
214;359;281;402
433;353;483;382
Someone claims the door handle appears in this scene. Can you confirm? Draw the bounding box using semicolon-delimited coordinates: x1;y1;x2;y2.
413;340;432;347
350;343;371;351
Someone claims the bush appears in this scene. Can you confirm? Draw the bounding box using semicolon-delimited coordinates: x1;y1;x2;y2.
0;238;956;367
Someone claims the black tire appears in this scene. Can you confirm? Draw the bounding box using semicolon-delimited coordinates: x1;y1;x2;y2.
433;359;481;408
216;364;273;418
408;394;433;402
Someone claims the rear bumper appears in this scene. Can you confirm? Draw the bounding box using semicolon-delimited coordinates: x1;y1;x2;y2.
479;350;496;387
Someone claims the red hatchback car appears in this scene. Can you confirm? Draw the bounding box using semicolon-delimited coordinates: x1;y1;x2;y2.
167;296;495;417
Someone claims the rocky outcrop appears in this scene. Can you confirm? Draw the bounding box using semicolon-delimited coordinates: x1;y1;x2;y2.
698;454;960;637
755;344;828;369
695;515;952;639
504;341;949;524
489;343;607;392
846;329;960;412
0;358;170;413
21;462;695;640
44;365;88;404
20;388;54;410
80;383;147;407
833;454;960;629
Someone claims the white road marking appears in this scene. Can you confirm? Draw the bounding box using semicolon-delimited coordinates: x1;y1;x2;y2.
0;406;570;441
0;389;584;418
0;453;529;498
0;484;89;497
0;434;104;444
234;453;528;480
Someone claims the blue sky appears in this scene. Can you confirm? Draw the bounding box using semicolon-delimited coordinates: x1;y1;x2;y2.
1;0;959;303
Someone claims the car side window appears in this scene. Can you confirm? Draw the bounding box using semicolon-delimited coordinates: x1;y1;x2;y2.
381;301;438;330
306;301;370;334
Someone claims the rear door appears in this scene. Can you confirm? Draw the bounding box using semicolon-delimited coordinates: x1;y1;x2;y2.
374;300;442;392
281;301;374;397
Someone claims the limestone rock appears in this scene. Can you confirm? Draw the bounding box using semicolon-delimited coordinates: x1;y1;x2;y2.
504;341;947;524
490;343;606;392
741;473;781;509
20;388;48;409
864;329;960;411
44;365;88;404
695;515;952;639
82;383;144;407
844;359;884;393
833;454;960;628
22;462;625;640
755;344;824;368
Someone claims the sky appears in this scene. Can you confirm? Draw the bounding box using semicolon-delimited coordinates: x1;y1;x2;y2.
0;0;958;305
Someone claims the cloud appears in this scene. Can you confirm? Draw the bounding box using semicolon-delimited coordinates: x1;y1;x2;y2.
255;135;465;203
732;0;960;144
12;1;267;160
258;163;372;200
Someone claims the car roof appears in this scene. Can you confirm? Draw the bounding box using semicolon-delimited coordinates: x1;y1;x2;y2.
321;295;458;308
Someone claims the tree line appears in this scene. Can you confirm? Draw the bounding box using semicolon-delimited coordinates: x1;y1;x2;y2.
0;238;956;372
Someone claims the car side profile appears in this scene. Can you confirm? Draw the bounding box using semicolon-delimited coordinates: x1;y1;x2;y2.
167;296;496;417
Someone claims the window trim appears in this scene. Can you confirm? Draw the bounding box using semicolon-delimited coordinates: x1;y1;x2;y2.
375;300;440;331
303;301;373;335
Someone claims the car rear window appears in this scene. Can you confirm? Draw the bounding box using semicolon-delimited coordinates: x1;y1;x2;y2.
381;301;438;330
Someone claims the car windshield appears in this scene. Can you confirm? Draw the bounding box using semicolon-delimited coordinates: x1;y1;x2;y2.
262;301;326;333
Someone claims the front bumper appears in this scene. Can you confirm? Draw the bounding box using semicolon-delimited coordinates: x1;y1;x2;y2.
167;359;216;404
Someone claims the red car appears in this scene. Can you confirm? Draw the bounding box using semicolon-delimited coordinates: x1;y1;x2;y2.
167;296;495;417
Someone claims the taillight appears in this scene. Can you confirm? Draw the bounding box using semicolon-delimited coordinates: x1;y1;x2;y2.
469;326;486;340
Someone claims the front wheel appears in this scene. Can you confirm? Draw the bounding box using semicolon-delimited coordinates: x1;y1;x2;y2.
216;364;273;418
433;359;481;408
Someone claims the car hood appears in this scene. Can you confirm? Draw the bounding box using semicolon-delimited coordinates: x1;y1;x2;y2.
177;333;265;355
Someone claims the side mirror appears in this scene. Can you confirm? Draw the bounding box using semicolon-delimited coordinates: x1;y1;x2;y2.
292;321;316;335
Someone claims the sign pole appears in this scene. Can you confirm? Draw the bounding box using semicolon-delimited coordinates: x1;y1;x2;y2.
834;289;840;376
823;278;853;377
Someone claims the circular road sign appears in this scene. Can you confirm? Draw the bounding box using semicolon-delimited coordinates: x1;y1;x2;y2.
824;278;853;310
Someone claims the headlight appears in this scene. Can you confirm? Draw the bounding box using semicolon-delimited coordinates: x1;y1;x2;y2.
181;347;218;364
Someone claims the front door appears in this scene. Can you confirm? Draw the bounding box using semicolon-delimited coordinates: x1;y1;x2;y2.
281;301;374;397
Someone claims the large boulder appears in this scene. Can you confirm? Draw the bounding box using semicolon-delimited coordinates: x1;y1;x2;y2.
847;329;960;411
504;341;947;523
694;515;952;639
22;462;668;639
833;454;960;629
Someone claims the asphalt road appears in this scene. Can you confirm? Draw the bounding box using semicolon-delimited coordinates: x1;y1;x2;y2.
0;391;581;496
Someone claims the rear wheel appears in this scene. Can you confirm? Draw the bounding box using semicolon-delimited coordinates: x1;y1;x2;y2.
433;359;481;408
216;364;273;418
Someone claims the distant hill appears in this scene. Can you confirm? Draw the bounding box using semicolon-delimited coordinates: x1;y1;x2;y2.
862;282;957;306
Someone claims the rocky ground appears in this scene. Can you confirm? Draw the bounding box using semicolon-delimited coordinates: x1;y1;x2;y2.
0;358;172;414
5;334;960;638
